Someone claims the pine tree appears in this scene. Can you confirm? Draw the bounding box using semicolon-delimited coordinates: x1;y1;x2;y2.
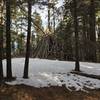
0;0;4;80
6;0;12;79
0;25;3;80
89;0;96;62
73;0;80;71
23;0;32;78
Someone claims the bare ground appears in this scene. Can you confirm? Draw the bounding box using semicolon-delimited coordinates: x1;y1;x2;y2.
0;84;100;100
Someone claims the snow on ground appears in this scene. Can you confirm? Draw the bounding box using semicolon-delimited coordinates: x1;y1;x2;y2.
3;58;100;91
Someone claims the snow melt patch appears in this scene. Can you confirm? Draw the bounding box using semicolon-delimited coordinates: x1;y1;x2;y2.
3;58;100;91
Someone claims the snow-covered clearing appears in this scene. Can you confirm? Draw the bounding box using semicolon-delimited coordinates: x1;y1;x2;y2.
3;58;100;91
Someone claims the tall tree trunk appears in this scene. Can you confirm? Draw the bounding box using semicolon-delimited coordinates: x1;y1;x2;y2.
48;0;50;31
0;0;3;79
73;0;80;71
53;6;55;34
6;0;12;78
82;14;87;61
89;0;96;62
0;25;3;80
23;0;32;78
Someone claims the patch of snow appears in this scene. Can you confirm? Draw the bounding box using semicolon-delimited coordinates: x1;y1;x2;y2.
3;58;100;91
80;62;100;75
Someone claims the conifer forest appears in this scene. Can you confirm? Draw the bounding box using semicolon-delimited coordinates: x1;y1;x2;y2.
0;0;100;100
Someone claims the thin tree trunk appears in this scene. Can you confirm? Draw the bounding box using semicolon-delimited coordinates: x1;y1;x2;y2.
82;14;87;61
48;0;50;31
0;25;3;79
53;6;55;34
73;0;80;71
6;0;12;78
23;0;32;78
0;0;4;80
89;0;96;62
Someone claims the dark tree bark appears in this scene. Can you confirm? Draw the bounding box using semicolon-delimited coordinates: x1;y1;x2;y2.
0;25;3;80
23;0;32;78
53;6;55;34
89;0;96;62
48;0;51;31
82;14;87;61
0;0;4;80
6;0;12;78
73;0;80;71
0;35;3;80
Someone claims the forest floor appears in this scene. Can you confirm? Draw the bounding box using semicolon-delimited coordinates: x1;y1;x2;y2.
0;84;100;100
1;58;100;100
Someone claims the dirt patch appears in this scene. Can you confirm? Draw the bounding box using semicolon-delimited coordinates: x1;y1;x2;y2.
0;84;100;100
